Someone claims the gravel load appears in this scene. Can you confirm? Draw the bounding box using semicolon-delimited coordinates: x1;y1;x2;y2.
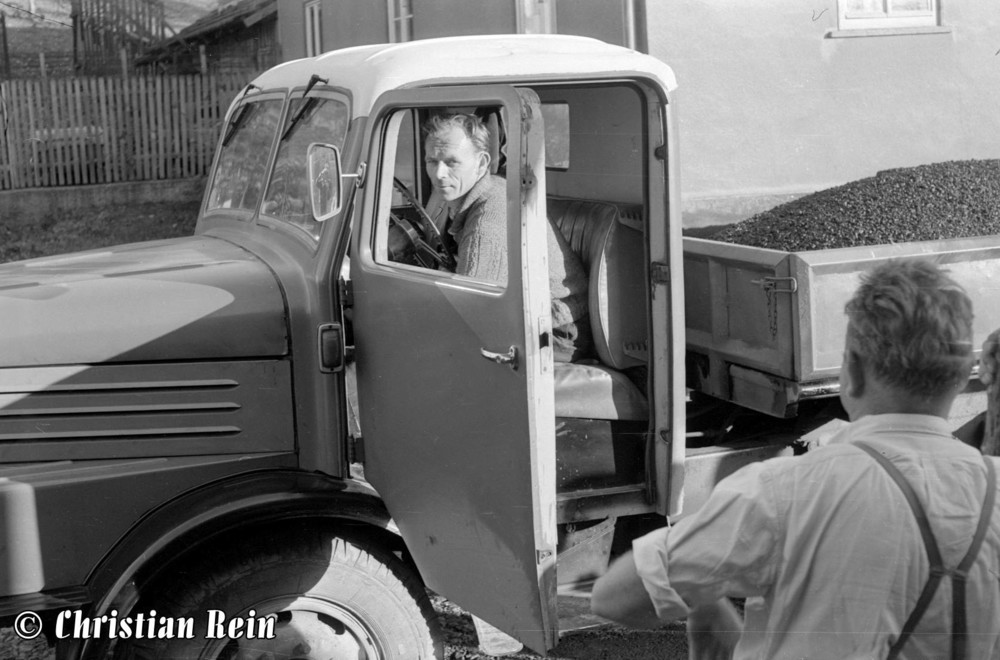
711;159;1000;251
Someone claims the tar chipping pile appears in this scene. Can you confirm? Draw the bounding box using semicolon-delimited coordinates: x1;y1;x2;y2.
711;159;1000;252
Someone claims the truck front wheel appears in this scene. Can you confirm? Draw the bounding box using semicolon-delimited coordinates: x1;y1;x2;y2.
114;528;442;660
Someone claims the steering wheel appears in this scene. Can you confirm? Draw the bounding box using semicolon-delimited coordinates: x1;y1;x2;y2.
388;213;446;269
390;177;456;271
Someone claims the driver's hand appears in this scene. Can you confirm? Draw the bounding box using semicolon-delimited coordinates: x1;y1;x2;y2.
980;328;1000;387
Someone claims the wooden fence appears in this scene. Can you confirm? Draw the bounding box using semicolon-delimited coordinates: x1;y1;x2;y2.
0;74;250;191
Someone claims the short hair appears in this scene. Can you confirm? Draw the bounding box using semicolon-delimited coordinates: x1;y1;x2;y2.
845;259;973;398
424;113;491;156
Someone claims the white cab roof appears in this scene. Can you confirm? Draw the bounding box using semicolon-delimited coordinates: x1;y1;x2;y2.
250;34;678;114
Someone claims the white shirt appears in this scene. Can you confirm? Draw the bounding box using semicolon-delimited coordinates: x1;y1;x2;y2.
633;414;1000;659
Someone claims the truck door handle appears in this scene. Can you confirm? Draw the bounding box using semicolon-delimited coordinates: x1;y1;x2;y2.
480;346;518;370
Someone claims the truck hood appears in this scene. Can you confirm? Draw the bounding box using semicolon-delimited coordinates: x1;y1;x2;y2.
0;236;288;367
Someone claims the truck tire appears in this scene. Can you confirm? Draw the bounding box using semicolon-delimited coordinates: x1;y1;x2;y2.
113;528;442;660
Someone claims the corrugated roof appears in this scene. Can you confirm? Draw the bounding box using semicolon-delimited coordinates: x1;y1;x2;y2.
141;0;274;57
176;0;274;41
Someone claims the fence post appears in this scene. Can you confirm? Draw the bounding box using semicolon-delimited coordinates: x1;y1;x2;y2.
0;13;9;79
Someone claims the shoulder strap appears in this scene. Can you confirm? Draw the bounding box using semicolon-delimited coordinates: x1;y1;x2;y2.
950;455;995;659
854;442;996;660
855;442;945;659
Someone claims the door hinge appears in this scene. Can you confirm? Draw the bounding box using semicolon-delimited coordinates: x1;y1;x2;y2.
348;434;365;464
650;261;671;285
339;277;354;307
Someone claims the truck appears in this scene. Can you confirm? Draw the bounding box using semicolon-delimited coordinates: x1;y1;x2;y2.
1;34;997;659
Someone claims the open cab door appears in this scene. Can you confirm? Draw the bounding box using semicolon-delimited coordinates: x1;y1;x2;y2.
350;85;558;653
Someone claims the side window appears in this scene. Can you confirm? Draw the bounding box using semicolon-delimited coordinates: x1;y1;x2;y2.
206;99;283;216
541;102;569;170
262;96;350;240
374;107;508;287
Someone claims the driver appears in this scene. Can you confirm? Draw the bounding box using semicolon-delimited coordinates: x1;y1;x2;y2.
422;112;592;362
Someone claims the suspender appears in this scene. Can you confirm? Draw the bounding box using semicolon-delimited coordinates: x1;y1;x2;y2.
854;441;997;660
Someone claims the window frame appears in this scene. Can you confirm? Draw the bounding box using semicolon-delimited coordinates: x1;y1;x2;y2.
837;0;938;30
515;0;556;34
387;0;413;43
372;105;509;290
304;1;322;57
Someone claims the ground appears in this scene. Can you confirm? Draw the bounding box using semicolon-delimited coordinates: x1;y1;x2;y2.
0;200;691;659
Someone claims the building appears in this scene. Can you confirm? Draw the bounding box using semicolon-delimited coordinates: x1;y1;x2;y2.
138;0;278;75
275;0;1000;226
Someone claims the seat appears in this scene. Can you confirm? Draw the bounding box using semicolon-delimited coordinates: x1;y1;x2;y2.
547;198;649;421
553;362;648;419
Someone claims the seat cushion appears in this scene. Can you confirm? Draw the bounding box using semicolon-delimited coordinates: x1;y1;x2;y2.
548;197;648;370
553;362;648;421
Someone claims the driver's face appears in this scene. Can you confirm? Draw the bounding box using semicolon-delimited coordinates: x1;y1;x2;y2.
424;126;489;203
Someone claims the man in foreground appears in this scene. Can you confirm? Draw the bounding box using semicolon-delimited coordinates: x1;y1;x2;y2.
591;259;1000;658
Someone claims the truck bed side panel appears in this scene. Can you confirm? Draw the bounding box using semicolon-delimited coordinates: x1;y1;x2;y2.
795;236;1000;381
683;237;795;382
685;235;1000;390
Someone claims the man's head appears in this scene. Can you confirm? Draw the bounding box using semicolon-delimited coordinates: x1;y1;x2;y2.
840;259;974;420
424;113;492;203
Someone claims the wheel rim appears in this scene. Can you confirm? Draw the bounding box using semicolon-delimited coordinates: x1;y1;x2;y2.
206;596;384;660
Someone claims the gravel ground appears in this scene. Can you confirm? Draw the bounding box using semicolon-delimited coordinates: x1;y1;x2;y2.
0;627;52;660
432;596;689;659
711;159;1000;251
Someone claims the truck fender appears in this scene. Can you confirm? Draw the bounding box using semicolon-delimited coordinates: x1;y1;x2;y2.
85;468;398;619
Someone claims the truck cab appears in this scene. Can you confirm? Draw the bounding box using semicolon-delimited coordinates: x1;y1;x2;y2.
0;36;805;658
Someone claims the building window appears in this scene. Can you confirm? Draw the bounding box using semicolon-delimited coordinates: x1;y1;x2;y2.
388;0;413;43
516;0;556;34
305;1;322;56
838;0;937;30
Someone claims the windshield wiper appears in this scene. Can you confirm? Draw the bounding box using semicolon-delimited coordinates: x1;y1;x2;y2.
281;74;329;142
221;83;260;147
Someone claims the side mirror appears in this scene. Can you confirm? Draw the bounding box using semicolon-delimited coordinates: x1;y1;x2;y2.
307;143;344;222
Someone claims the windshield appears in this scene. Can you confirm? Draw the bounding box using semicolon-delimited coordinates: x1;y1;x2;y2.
261;96;350;240
206;99;283;215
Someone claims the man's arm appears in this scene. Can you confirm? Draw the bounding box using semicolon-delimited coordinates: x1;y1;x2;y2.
592;554;745;658
687;599;743;660
590;550;669;629
980;328;1000;386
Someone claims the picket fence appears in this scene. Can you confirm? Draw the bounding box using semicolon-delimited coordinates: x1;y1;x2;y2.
0;74;250;191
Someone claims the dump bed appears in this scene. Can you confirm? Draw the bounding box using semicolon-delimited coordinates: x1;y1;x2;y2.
683;234;1000;417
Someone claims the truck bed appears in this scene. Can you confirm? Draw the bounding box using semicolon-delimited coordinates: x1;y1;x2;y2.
683;234;1000;417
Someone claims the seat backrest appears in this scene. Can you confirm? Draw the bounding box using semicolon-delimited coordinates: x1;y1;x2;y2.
547;198;648;370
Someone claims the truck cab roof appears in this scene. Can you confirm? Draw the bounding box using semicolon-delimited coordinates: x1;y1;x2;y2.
249;34;678;114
